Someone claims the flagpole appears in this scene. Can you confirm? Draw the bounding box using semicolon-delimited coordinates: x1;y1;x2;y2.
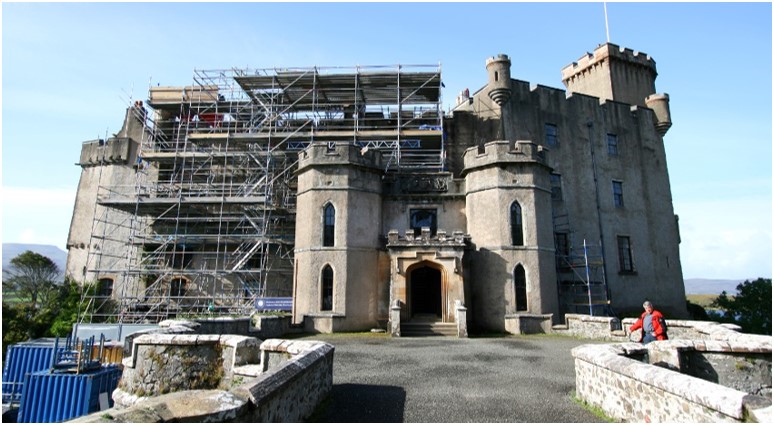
604;2;611;42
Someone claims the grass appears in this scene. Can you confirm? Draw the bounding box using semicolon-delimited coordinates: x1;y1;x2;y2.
1;290;24;304
570;391;617;422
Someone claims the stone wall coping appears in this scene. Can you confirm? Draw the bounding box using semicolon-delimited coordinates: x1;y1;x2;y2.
566;314;619;323
260;338;330;356
158;319;201;329
194;317;251;322
572;342;748;419
124;334;259;368
304;312;346;317
79;389;248;423
236;340;334;408
504;313;553;319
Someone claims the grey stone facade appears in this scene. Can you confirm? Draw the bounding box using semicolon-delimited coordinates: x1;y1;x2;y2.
293;42;687;333
67;42;687;331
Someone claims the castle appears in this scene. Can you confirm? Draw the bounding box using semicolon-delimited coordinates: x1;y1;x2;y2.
66;42;688;333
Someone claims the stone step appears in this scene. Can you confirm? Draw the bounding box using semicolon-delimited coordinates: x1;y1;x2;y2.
401;322;457;337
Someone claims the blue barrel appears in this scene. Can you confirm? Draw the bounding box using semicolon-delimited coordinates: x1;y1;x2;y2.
2;342;62;404
17;365;122;423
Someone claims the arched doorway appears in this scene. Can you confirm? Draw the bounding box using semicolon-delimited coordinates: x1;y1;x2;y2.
409;264;442;321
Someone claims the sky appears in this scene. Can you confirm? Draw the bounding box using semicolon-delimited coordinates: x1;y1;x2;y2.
1;1;771;281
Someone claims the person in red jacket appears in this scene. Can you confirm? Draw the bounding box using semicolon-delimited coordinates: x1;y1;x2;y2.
629;301;668;344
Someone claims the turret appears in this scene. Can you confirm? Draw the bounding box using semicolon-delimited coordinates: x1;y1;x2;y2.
645;93;672;136
486;54;512;106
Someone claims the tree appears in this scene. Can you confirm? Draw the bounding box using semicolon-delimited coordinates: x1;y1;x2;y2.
712;278;772;335
2;250;61;309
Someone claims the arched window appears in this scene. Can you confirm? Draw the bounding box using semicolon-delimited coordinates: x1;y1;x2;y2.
98;278;114;298
510;201;524;246
514;265;527;311
321;265;333;311
323;203;335;247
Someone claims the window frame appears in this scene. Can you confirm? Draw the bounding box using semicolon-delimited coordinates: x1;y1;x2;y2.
545;123;559;147
321;265;334;311
510;201;524;246
612;180;624;208
410;208;438;236
514;265;528;312
98;277;114;298
323;203;335;247
550;173;563;201
607;133;619;156
617;235;635;273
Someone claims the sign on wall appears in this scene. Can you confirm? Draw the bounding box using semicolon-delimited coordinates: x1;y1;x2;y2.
254;297;293;311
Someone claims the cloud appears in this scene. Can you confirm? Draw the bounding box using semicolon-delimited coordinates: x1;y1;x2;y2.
675;197;772;279
2;187;77;250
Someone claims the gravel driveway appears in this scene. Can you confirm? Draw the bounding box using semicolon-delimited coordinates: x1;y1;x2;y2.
297;333;607;423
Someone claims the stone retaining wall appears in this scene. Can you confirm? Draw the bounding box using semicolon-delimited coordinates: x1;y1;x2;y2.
73;338;333;423
572;330;771;423
114;334;261;406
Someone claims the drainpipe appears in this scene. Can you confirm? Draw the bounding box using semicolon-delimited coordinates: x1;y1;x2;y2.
586;120;611;315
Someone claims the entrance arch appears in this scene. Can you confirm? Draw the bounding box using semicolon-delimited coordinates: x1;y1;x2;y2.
407;262;444;321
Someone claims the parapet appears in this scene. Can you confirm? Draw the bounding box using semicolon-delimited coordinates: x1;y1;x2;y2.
561;42;657;81
462;140;548;174
297;142;383;171
78;137;132;165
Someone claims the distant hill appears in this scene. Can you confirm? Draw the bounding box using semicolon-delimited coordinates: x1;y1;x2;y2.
2;243;68;281
683;278;744;295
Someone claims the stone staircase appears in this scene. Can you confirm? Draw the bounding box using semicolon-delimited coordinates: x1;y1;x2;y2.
400;321;457;337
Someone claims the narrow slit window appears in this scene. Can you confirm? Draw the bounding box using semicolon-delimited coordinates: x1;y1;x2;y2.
321;265;333;311
511;202;524;246
514;265;528;311
323;203;335;247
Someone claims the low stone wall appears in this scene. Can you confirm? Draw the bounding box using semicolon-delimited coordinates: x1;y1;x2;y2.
504;313;553;335
252;315;291;340
193;317;252;335
304;313;348;333
114;334;261;406
551;314;623;340
73;338;334;423
237;339;335;422
572;333;772;422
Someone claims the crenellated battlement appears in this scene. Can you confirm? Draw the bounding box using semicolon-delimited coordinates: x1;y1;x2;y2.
298;142;383;171
561;42;656;81
462;140;548;174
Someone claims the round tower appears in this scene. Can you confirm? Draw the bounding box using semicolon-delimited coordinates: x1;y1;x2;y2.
645;93;672;136
486;54;512;106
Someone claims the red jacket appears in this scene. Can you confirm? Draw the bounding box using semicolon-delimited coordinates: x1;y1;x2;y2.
630;309;668;341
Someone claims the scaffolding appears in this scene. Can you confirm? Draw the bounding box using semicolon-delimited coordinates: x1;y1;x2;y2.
79;64;444;324
553;202;611;317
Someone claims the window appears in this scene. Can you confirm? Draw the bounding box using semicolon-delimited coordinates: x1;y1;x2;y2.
410;209;437;236
98;278;113;298
510;202;524;246
170;278;187;298
321;265;333;311
607;134;618;156
545;123;558;147
612;181;624;208
617;236;634;273
514;265;528;311
555;233;570;258
550;173;563;201
323;203;335;247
